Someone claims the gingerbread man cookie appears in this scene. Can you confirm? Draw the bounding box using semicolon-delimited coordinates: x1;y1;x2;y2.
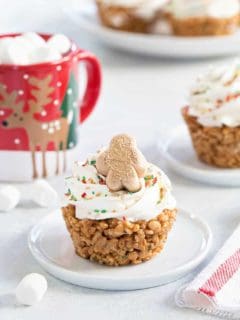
96;134;148;192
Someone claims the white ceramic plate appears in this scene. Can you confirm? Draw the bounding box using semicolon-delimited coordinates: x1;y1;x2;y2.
161;126;240;187
64;3;240;58
28;208;212;291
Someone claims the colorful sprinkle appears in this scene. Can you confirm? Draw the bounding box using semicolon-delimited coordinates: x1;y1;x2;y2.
144;175;154;181
81;192;87;198
98;175;106;185
82;160;88;167
90;160;96;165
101;209;107;213
70;194;77;201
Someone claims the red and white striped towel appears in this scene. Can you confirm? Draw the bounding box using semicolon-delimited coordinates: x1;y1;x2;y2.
175;223;240;319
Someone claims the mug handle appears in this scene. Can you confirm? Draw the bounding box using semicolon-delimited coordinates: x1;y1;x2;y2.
76;50;102;123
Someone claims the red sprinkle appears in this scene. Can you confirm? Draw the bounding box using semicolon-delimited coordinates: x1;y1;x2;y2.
81;192;87;198
122;216;126;222
153;177;157;185
99;178;106;185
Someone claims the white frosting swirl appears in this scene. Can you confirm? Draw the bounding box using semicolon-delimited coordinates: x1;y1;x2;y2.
188;61;240;127
98;0;169;19
65;155;176;221
171;0;239;19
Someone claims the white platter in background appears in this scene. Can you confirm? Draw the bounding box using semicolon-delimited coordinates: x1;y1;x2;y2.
29;208;212;291
160;126;240;187
64;3;240;58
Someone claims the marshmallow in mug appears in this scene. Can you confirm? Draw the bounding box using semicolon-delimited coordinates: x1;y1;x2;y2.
0;32;71;65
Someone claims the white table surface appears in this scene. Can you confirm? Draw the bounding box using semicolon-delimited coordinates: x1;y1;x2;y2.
1;1;240;319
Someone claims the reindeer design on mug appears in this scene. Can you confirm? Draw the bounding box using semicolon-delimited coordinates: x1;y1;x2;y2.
0;74;72;178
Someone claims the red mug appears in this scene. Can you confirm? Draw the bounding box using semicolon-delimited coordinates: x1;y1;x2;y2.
0;33;101;181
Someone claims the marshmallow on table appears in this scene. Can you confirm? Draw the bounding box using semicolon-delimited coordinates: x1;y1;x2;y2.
47;34;71;54
30;179;59;208
15;273;47;306
0;185;20;212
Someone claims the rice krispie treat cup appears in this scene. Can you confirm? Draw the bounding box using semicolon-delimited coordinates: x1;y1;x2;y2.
170;0;240;36
96;0;169;33
62;134;177;266
182;61;240;168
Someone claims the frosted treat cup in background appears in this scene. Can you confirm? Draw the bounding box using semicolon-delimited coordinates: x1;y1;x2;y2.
170;0;240;36
96;0;169;33
182;60;240;168
0;33;101;181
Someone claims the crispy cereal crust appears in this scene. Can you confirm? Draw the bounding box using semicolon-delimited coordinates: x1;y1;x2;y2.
96;2;155;33
182;107;240;168
171;15;239;36
62;205;177;266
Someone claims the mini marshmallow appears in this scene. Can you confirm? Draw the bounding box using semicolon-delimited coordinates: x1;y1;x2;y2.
22;32;46;47
30;45;61;64
0;185;20;212
15;273;47;306
0;37;31;65
47;34;71;54
0;32;70;65
30;179;59;208
6;38;31;65
0;38;14;64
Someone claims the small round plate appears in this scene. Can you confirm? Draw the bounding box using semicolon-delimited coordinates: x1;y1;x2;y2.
161;126;240;187
63;3;240;58
28;209;212;291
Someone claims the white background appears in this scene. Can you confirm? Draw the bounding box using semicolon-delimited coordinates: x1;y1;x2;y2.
0;1;240;319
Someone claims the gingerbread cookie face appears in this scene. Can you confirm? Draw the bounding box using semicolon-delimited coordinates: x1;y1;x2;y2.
96;134;148;192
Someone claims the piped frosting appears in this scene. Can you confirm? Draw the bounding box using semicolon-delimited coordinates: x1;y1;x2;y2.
188;60;240;128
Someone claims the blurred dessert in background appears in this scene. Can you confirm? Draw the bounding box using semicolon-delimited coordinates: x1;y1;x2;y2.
96;0;170;33
182;60;240;168
170;0;240;36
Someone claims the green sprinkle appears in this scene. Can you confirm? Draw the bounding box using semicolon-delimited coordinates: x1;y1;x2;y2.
105;194;108;197
101;209;107;213
92;191;95;195
94;209;100;213
90;160;96;165
144;175;154;181
157;200;161;204
70;194;77;201
82;176;86;180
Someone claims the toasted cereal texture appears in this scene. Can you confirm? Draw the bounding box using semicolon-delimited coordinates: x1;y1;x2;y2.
182;108;240;168
171;15;239;36
62;205;177;266
96;2;155;33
